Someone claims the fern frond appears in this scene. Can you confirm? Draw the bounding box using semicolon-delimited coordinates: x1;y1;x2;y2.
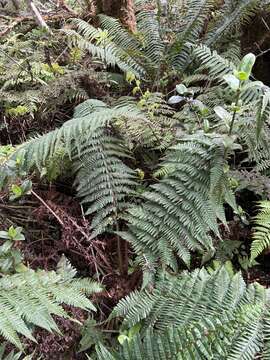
121;135;232;269
107;266;267;359
190;43;236;79
136;9;164;67
73;130;137;238
171;0;215;72
0;267;101;349
250;201;270;261
64;19;145;78
205;0;260;47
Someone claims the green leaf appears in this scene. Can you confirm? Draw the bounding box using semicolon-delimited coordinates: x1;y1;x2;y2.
21;180;32;194
234;70;249;81
118;334;129;345
8;226;17;240
176;84;188;95
214;106;232;126
238;53;256;79
10;184;23;200
0;240;13;253
7;226;25;241
0;231;9;240
223;74;240;91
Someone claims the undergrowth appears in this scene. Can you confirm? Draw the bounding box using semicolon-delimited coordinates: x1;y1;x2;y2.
1;0;270;359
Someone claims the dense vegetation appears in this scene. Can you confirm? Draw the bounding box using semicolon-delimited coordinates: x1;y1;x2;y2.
2;0;270;358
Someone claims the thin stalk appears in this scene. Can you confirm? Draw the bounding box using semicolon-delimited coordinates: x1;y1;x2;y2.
224;87;241;159
115;221;124;274
228;88;241;136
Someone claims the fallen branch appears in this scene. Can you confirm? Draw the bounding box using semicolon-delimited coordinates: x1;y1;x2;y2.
26;0;51;32
0;12;76;37
0;16;23;36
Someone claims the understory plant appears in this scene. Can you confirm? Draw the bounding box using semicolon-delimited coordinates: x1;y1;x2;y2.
2;0;270;359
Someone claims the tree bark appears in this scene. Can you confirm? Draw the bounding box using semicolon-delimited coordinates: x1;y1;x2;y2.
90;0;137;32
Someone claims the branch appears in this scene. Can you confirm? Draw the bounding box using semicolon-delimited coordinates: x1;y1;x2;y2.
57;0;77;16
26;0;51;33
0;12;75;37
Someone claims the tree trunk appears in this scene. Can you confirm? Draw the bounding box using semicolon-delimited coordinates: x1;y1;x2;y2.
11;0;20;10
90;0;137;32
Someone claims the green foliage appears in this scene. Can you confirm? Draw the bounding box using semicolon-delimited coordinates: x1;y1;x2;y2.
2;1;270;358
73;129;137;238
64;0;264;87
103;266;269;359
251;201;270;261
4;100;140;238
121;134;233;269
0;226;26;274
0;258;101;350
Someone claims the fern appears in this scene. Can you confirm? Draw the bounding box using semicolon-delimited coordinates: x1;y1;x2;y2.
1;101;141;238
0;261;101;349
103;266;269;359
189;43;236;79
64;19;145;78
73;129;137;238
120;135;233;269
205;0;260;47
171;0;215;72
0;344;23;360
250;201;270;261
61;0;264;84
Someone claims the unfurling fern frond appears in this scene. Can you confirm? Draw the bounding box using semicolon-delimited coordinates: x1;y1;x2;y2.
0;266;101;349
104;266;267;359
250;201;270;261
121;135;232;269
